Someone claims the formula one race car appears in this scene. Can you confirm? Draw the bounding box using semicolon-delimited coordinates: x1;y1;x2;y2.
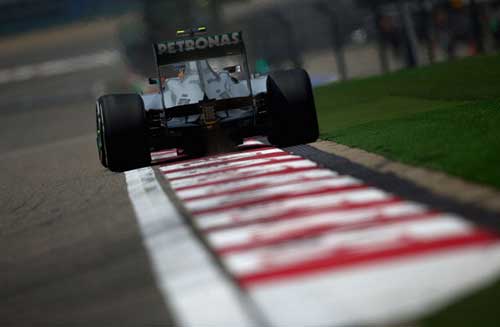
96;27;319;171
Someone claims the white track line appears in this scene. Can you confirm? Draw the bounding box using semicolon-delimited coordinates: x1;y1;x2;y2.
125;167;256;326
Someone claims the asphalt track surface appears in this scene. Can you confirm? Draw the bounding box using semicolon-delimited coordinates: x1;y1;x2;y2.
2;22;500;327
0;26;174;326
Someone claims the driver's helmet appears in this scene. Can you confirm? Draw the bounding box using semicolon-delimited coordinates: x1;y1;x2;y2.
173;61;198;79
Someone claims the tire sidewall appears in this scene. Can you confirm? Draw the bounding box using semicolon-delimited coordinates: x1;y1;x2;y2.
267;69;319;147
98;94;151;171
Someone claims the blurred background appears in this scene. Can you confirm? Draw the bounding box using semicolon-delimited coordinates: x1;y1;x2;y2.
2;0;500;86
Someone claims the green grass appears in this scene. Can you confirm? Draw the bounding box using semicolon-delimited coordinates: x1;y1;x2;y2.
315;54;500;189
314;54;500;326
421;276;500;327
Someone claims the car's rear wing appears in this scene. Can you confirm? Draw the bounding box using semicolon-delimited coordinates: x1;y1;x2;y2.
152;30;254;111
153;31;245;66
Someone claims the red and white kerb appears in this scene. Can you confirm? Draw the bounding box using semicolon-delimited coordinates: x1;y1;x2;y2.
148;140;500;326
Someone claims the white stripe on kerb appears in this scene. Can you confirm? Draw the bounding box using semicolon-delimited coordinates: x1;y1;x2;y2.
151;149;178;161
170;160;318;190
239;139;265;147
163;155;300;179
207;202;427;249
125;168;255;326
223;216;473;276
161;148;284;172
184;176;361;212
177;169;337;199
195;188;391;230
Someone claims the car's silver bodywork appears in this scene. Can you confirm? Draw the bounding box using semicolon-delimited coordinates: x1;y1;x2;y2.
141;59;268;128
141;61;268;110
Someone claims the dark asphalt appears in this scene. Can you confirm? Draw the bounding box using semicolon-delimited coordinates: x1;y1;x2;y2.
0;23;173;326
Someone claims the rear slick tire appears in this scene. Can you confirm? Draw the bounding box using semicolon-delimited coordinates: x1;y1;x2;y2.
96;94;151;172
266;68;319;147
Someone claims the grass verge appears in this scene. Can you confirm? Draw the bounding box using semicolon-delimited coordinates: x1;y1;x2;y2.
421;276;500;327
315;54;500;189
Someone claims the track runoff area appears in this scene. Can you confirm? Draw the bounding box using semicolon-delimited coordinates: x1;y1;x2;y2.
126;139;500;326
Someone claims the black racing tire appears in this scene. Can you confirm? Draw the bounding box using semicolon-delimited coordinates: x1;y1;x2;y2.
96;94;151;172
266;68;319;147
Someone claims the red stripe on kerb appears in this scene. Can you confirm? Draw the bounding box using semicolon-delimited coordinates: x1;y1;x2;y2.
166;157;305;182
216;211;440;255
236;230;498;288
161;148;284;172
174;166;319;192
203;198;402;233
161;151;288;174
191;184;369;216
182;175;338;202
160;146;276;168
